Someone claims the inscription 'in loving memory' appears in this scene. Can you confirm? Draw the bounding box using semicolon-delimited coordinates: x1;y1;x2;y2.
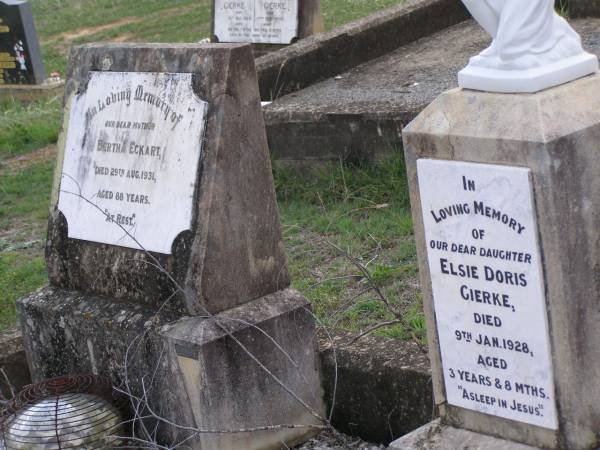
417;159;557;430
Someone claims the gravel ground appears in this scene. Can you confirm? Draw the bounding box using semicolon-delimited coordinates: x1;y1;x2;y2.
294;430;386;450
0;430;386;449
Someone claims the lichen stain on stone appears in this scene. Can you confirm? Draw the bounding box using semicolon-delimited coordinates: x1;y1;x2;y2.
51;91;77;209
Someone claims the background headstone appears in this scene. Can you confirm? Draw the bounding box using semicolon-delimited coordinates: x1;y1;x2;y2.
0;0;44;85
211;0;324;45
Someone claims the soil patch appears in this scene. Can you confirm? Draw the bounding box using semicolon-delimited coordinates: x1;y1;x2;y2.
53;17;142;42
0;145;57;174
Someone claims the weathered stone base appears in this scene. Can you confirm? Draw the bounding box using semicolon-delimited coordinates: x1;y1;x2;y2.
389;420;541;450
17;287;325;449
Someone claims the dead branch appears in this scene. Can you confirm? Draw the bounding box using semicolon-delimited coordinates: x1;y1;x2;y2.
60;180;338;448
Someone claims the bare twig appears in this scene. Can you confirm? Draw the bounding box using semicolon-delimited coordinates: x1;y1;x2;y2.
59;179;335;448
323;238;427;353
0;367;17;400
350;320;403;344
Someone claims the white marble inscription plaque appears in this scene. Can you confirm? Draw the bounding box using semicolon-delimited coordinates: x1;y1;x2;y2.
417;159;557;430
58;71;208;254
214;0;299;44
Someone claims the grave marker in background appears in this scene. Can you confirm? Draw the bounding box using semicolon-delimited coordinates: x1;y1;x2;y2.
212;0;324;45
0;0;44;85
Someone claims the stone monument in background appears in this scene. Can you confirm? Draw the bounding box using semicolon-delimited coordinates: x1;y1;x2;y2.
17;43;325;449
0;0;44;85
391;2;600;449
211;0;324;54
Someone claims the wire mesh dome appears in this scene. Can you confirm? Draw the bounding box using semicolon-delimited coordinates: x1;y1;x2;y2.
0;375;125;450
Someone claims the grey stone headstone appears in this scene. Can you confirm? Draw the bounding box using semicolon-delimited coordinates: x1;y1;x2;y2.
46;43;290;316
0;0;45;85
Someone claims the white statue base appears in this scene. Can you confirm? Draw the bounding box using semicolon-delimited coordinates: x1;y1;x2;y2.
459;52;599;94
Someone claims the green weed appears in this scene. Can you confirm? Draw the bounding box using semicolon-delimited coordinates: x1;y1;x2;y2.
0;161;54;241
275;153;424;341
321;0;406;30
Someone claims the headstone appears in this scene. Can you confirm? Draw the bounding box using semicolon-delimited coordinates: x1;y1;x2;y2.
18;43;325;450
390;64;600;450
211;0;323;45
390;6;600;449
0;0;44;85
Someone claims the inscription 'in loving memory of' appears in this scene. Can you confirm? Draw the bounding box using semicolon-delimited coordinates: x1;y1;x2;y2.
58;71;208;254
417;159;558;430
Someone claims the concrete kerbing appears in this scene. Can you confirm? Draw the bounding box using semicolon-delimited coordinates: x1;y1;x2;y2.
0;327;31;399
318;330;434;444
264;17;600;165
255;0;469;101
3;325;435;445
0;79;64;102
570;0;600;17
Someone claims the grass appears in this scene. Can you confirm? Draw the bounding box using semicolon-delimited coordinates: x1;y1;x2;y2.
0;161;54;235
275;154;425;341
0;253;47;330
0;97;62;160
0;155;424;341
0;0;420;336
0;161;53;330
29;0;405;77
321;0;408;30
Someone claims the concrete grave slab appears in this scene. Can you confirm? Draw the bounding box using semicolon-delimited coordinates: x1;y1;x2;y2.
318;331;433;444
1;78;64;101
389;419;541;450
255;0;469;101
0;328;30;399
18;287;324;450
570;0;600;17
264;17;600;165
161;289;324;449
2;323;437;447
